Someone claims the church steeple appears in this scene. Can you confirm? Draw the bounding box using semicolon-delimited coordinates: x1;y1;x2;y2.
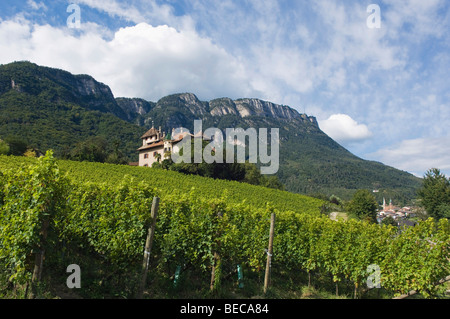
164;128;172;141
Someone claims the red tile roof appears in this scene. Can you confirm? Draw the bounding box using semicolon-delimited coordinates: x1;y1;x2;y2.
141;127;159;139
138;141;165;151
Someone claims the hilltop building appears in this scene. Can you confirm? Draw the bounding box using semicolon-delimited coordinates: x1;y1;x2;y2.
137;125;210;167
138;125;181;167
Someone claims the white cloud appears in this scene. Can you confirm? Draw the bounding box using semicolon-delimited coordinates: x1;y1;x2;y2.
1;0;449;178
234;0;408;106
75;0;195;31
75;0;146;23
311;0;405;71
27;0;47;11
318;114;373;144
369;137;450;177
382;0;449;40
0;18;258;101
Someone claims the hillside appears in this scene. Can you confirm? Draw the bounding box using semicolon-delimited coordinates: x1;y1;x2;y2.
1;154;448;300
0;61;422;201
123;93;422;203
0;61;143;157
0;155;324;215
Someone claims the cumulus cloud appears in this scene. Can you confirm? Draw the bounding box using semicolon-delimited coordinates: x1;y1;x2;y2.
1;0;449;179
319;114;373;144
369;137;450;177
0;18;259;101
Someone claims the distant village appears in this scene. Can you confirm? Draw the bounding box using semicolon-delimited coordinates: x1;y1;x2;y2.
377;198;418;228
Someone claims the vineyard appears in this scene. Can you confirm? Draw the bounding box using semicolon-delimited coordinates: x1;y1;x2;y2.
0;155;323;214
0;152;449;299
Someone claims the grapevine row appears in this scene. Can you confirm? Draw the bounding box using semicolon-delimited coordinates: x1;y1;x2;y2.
0;152;449;298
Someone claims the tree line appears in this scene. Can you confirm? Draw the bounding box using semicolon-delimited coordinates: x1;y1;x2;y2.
2;134;450;218
144;139;284;190
313;168;450;224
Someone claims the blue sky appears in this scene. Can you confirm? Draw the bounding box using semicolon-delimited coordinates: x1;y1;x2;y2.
1;0;449;178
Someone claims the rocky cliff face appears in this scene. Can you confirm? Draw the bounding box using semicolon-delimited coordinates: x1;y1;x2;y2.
0;61;129;120
178;93;208;116
72;75;129;120
148;92;318;126
154;93;209;116
1;62;318;129
116;97;155;121
209;98;239;116
210;97;315;123
75;75;115;98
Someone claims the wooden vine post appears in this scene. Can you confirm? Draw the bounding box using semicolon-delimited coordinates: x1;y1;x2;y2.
264;213;275;295
30;212;50;299
210;210;223;292
137;196;160;299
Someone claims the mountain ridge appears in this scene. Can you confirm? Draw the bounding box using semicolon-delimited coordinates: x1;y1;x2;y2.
112;92;422;203
116;92;319;126
0;61;422;202
1;61;129;120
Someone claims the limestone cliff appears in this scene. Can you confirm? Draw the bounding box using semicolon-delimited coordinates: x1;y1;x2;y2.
116;97;155;121
210;96;317;125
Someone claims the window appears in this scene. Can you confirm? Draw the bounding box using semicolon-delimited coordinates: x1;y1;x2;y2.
144;164;148;167
144;153;149;159
153;151;158;157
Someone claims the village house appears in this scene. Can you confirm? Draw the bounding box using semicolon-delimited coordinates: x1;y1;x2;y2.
137;125;210;167
137;125;183;167
377;198;418;227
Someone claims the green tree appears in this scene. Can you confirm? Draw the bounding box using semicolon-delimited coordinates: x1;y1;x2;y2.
243;162;263;185
382;216;397;227
161;158;173;170
417;168;450;220
105;140;129;165
0;140;9;155
168;139;284;189
4;136;27;156
329;195;343;206
436;203;450;219
69;136;108;163
263;175;285;191
346;189;378;223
